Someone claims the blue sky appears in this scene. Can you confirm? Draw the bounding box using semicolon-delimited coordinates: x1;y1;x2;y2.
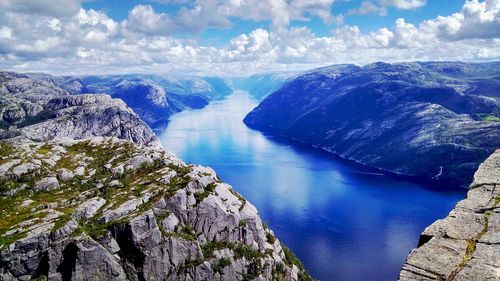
0;0;499;75
81;1;466;43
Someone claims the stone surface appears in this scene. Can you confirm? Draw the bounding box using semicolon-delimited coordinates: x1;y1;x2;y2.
0;138;310;281
399;149;500;281
33;177;60;192
0;72;159;147
73;197;107;220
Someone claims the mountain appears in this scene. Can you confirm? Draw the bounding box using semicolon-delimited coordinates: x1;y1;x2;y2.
0;72;157;146
80;75;234;128
244;62;500;188
26;73;90;95
232;72;296;100
25;73;234;129
399;149;500;280
0;72;311;281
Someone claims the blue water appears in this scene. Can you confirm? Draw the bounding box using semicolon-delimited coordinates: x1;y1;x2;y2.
158;91;465;281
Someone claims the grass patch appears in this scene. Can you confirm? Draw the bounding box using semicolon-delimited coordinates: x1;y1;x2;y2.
266;232;276;244
214;257;231;273
80;219;112;239
194;183;217;203
0;232;27;250
282;243;305;270
0;141;15;157
482;115;500;122
167;226;197;241
36;144;53;155
201;240;235;258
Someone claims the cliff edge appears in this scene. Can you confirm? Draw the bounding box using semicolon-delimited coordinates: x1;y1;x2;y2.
399;149;500;280
0;72;311;281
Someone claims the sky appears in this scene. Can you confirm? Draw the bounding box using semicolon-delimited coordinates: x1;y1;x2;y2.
0;0;499;76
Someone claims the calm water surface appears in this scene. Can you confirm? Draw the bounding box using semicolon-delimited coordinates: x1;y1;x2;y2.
158;91;465;281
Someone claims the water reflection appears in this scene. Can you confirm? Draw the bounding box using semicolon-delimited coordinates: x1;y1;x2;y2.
159;91;465;281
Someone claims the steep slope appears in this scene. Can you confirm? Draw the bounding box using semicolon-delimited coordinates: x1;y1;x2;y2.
0;73;311;280
0;138;309;281
244;62;500;187
399;149;500;280
0;72;158;146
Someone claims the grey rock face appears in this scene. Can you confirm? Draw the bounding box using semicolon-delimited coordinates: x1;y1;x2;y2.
33;177;60;192
0;72;158;147
0;138;309;280
399;149;500;280
73;197;106;220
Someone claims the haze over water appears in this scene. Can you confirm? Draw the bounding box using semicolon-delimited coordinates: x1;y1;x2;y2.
159;91;465;281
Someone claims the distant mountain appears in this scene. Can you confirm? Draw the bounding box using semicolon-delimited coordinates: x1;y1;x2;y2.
244;61;500;188
26;73;90;94
232;72;296;100
26;73;234;129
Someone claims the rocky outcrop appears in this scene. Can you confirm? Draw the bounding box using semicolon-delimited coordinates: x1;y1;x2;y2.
399;150;500;280
244;62;500;187
0;138;309;281
0;71;310;280
0;72;158;146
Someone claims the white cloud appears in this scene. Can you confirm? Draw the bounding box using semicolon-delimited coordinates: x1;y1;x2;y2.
421;0;500;40
0;0;498;76
348;1;388;16
0;0;81;17
380;0;427;10
348;0;426;16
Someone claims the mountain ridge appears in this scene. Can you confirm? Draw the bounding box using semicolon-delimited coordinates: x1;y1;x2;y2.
244;61;500;188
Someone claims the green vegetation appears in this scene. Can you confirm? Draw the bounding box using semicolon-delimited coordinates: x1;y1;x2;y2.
80;219;112;239
281;242;315;281
194;182;217;203
0;141;15;157
29;275;48;281
168;226;197;241
482;115;500;122
239;219;246;227
234;244;265;260
201;240;235;258
214;258;231;273
0;139;196;248
266;232;276;244
36;144;53;155
272;263;286;281
168;163;191;176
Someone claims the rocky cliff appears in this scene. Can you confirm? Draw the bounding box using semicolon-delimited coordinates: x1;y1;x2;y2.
399;149;500;280
244;62;500;187
0;73;311;280
0;72;158;147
